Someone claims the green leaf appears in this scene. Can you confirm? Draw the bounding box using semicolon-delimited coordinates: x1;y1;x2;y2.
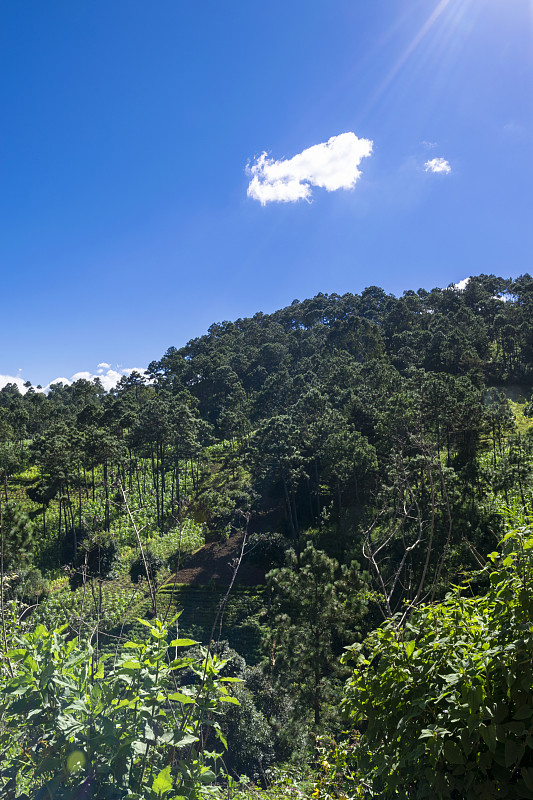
215;728;228;750
121;660;141;670
443;741;464;765
94;659;105;680
481;725;497;753
167;692;194;704
218;695;240;705
478;750;492;771
66;698;89;713
514;706;533;720
404;640;415;658
506;739;525;768
34;755;61;776
152;764;172;796
522;767;533;792
173;732;198;748
169;638;198;647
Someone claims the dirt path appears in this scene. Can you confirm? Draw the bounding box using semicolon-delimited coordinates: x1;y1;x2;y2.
169;532;265;587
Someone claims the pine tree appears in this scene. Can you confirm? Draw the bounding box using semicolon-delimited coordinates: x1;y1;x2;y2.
0;501;34;572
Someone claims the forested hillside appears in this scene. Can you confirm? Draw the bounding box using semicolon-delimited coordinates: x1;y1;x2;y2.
1;273;533;799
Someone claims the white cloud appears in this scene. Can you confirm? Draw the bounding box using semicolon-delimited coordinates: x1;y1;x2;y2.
453;277;470;292
0;364;148;395
424;157;451;174
71;371;93;382
68;364;148;392
45;378;72;391
98;370;124;392
421;140;437;149
0;375;30;393
247;132;373;205
68;369;130;391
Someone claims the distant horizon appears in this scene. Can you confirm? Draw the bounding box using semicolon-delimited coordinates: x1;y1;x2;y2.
2;270;524;393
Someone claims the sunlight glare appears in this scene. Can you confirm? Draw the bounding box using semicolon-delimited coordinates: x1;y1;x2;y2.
365;0;476;115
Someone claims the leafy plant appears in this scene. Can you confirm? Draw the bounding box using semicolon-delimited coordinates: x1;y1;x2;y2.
311;734;364;800
130;548;164;585
341;509;533;799
0;616;237;799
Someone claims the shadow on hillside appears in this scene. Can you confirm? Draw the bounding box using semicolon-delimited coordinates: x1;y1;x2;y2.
168;531;265;587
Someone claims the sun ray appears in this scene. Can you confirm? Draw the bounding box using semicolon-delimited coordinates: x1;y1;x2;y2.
376;0;453;99
357;0;479;124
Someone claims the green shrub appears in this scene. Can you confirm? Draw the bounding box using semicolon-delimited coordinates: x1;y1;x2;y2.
10;567;48;602
129;548;164;584
69;532;119;589
342;509;533;799
0;616;236;798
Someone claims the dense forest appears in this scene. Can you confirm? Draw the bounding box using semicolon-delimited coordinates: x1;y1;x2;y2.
1;272;533;799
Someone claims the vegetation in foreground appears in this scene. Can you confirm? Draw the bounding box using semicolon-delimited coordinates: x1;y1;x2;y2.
1;273;533;797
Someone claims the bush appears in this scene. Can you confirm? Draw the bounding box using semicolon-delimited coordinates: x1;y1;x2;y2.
341;509;533;799
129;547;164;584
200;643;276;781
32;582;138;634
248;531;289;569
69;532;119;589
11;567;48;602
222;682;275;781
0;617;234;798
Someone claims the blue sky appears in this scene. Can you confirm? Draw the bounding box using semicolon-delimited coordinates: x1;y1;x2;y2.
1;0;532;389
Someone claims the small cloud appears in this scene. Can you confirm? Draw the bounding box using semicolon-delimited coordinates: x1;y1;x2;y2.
45;378;73;391
424;157;451;174
503;122;526;141
421;140;437;149
493;292;515;303
97;369;124;391
454;277;470;292
247;132;373;205
0;375;30;393
75;364;148;392
71;371;93;382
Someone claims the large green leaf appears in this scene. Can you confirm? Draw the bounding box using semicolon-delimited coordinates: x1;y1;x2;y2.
443;741;464;765
152;765;172;796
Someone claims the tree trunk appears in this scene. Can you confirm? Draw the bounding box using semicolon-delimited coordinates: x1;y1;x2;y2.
103;461;110;532
314;459;321;521
151;446;160;532
282;475;298;554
